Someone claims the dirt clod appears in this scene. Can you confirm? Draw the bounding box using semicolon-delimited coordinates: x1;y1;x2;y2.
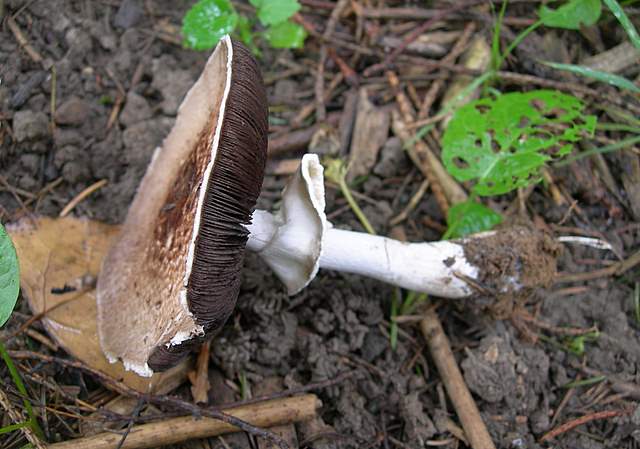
12;109;49;142
464;226;561;303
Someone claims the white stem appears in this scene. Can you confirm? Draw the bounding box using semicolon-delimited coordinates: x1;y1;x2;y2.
247;210;478;298
319;228;476;297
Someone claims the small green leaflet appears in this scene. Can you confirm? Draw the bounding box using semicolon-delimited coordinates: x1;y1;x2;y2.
0;224;20;327
538;0;602;29
442;90;596;196
446;201;503;239
264;20;307;49
254;0;301;26
182;0;238;51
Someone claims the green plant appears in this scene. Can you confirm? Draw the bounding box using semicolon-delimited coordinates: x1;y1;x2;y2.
441;90;596;237
0;223;43;440
182;0;306;52
491;0;602;71
0;224;19;327
324;158;376;235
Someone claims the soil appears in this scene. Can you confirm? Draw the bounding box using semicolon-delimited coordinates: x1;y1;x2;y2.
1;1;640;449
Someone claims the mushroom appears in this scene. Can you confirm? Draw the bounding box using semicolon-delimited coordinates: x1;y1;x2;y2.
98;37;560;377
246;154;559;299
97;36;268;377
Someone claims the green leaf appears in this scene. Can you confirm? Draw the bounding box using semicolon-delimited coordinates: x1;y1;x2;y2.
237;15;260;55
541;61;640;93
442;90;597;196
0;224;19;328
182;0;239;51
256;0;301;25
538;0;602;29
446;201;503;239
603;0;640;50
264;20;307;49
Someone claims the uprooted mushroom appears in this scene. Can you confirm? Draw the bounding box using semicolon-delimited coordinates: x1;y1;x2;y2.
97;36;563;377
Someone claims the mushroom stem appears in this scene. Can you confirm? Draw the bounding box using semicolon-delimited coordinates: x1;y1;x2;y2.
246;154;561;298
245;154;481;297
247;211;477;298
318;228;476;297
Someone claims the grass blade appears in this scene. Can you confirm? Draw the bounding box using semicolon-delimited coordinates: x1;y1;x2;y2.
0;421;29;435
556;134;640;166
603;0;640;50
0;341;44;439
541;61;640;93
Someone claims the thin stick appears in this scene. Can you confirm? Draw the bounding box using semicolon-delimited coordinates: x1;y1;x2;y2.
420;307;496;449
314;0;349;122
418;22;476;119
389;178;430;226
555;248;640;283
48;395;320;449
363;2;476;76
59;179;108;217
0;386;46;449
539;409;631;442
7;16;43;64
7;351;293;449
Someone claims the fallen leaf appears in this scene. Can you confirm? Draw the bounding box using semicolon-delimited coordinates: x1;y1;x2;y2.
8;216;188;393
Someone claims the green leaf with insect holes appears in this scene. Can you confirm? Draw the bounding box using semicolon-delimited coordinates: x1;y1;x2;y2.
0;224;20;328
538;0;602;29
442;90;596;196
446;201;503;239
264;20;307;48
182;0;238;50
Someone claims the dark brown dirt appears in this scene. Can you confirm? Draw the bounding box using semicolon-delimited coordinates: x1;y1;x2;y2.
1;1;640;449
465;227;560;292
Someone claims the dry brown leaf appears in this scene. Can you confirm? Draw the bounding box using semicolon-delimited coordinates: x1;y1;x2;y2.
347;87;390;181
8;216;188;393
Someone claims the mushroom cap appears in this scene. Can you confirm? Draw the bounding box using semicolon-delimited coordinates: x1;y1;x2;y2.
96;36;268;376
247;154;328;295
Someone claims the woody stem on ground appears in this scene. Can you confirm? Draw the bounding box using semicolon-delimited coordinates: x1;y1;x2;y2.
421;307;496;449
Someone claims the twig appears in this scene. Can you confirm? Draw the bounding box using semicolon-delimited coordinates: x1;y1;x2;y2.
555;248;640;284
314;0;349;122
389;178;430;226
418;22;476;119
59;179;108;217
7;351;293;449
48;395;320;449
539;409;631;442
387;71;468;210
7;15;43;64
420;307;496;449
363;2;478;76
115;398;146;449
0;386;46;449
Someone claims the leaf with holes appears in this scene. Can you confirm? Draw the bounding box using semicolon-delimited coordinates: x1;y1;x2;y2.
0;224;19;327
442;90;596;196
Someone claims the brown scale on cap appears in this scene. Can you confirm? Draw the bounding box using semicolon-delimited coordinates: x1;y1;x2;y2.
97;38;267;375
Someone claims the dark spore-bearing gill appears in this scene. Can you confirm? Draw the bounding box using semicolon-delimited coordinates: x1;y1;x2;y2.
148;40;268;371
